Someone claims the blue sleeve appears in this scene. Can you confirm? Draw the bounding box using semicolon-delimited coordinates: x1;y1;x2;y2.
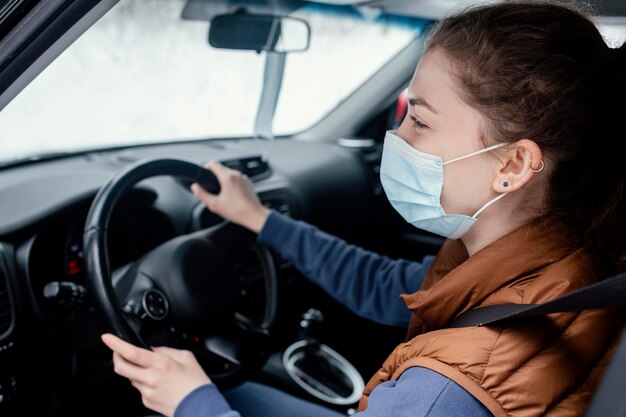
174;384;240;417
172;369;492;417
257;210;435;327
356;367;493;417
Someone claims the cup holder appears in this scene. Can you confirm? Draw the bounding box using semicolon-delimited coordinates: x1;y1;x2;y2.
282;340;364;405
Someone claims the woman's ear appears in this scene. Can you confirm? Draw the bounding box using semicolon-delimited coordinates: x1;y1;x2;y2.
492;139;543;193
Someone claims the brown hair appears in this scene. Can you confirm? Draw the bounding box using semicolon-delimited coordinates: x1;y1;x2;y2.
426;1;626;274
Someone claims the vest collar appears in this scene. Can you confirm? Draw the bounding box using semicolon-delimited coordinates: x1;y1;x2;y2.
401;220;578;335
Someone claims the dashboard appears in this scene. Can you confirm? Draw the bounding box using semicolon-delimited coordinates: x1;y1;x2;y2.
0;136;396;415
24;187;178;317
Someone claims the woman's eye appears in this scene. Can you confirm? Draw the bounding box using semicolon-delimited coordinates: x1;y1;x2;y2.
410;115;429;130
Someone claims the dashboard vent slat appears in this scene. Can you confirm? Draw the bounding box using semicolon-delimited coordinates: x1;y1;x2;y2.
0;253;13;336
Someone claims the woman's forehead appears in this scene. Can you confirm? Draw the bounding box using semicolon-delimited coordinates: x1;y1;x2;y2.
408;49;485;125
408;50;462;116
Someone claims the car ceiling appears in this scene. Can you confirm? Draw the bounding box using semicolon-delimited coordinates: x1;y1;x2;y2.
180;0;504;21
312;0;626;19
174;0;626;22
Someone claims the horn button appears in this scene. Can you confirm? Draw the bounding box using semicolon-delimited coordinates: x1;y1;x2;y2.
140;237;240;329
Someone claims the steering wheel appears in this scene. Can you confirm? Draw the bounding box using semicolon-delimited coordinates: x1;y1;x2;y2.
83;158;278;389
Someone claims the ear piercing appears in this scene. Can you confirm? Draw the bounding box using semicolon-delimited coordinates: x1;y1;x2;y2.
530;159;545;173
503;160;543;187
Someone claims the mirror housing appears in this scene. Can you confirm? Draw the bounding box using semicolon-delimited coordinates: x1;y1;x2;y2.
208;12;310;53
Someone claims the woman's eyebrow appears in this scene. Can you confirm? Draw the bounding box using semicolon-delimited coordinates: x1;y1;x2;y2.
408;96;439;115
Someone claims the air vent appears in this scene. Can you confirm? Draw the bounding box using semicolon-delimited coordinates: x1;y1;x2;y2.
0;253;13;337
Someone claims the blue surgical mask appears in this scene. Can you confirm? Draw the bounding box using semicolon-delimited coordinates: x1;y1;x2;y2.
380;130;507;239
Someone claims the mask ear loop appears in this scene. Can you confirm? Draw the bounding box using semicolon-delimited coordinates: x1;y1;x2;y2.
442;142;509;219
443;143;506;165
471;192;508;219
472;158;542;219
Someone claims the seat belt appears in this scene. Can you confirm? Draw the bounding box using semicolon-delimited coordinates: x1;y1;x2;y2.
449;270;626;417
449;270;626;328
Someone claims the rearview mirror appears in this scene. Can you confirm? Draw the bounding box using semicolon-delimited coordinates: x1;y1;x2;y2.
208;12;310;53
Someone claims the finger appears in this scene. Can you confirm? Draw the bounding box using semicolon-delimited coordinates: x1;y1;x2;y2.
203;160;231;180
112;351;149;382
193;160;233;197
203;159;224;171
152;346;196;363
101;333;156;368
130;378;148;391
191;183;215;200
191;183;218;210
191;182;216;200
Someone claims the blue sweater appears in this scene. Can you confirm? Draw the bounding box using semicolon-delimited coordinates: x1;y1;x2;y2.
173;210;493;417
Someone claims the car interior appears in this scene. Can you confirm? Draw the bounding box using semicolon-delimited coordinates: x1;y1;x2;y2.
0;0;624;416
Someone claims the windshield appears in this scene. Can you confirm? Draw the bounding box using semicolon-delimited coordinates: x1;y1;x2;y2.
0;0;427;164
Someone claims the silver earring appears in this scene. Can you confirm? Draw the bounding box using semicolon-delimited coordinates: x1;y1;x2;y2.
530;159;545;173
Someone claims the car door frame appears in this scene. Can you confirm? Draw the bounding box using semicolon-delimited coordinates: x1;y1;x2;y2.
0;0;117;112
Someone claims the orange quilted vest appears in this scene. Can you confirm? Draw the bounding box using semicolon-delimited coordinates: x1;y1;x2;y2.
358;221;623;417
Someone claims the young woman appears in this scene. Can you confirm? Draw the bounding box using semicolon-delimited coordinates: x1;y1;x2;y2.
102;2;626;417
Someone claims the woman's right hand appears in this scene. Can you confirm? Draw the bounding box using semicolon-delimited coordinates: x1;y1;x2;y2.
191;160;270;234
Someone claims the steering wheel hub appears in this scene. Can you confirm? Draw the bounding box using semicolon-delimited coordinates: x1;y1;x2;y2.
143;238;239;329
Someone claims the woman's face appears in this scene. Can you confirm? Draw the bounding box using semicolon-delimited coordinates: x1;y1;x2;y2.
395;48;500;217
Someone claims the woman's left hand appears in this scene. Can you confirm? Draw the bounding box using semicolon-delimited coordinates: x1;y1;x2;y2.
101;333;212;417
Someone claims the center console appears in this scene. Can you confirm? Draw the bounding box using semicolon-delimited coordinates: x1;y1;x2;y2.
258;308;365;414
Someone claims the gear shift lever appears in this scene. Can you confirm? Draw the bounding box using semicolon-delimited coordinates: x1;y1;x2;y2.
299;308;324;348
295;308;353;398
